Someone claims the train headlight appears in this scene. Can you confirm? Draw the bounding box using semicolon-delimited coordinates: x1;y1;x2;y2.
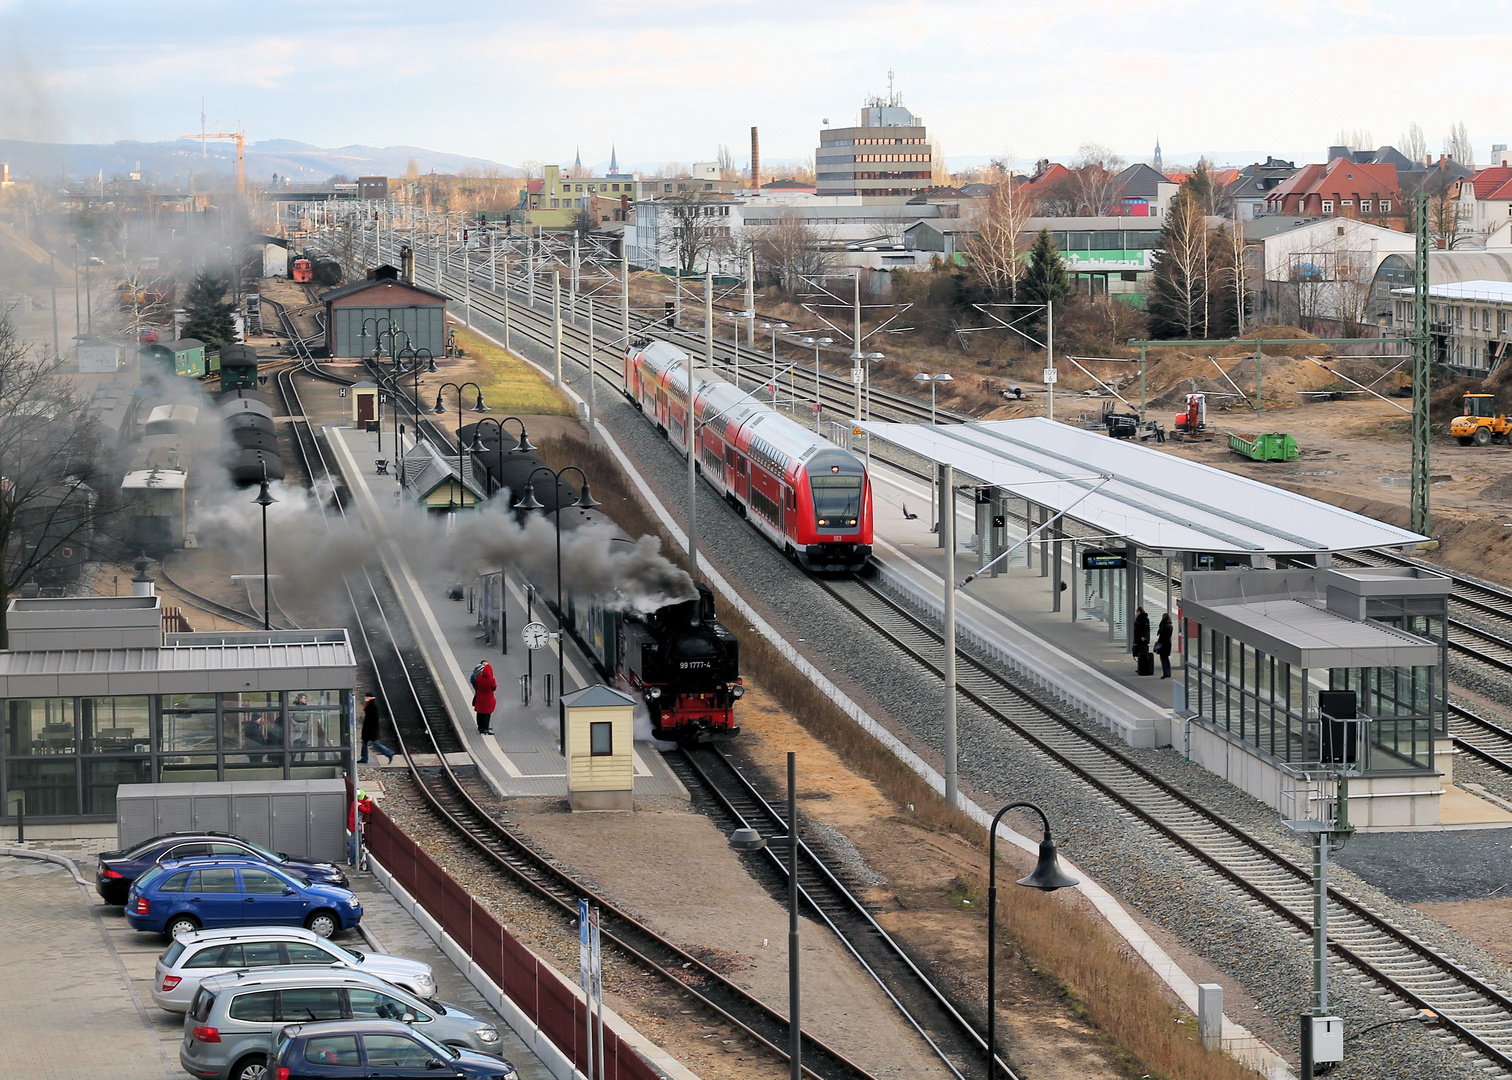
647;687;663;700
730;686;745;699
848;519;857;526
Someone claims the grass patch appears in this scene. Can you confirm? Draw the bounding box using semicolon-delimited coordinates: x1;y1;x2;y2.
453;327;575;417
535;433;1265;1080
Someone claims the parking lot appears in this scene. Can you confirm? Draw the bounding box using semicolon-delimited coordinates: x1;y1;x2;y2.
0;848;549;1080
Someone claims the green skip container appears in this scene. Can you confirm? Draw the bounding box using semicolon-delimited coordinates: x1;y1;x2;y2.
1229;432;1299;462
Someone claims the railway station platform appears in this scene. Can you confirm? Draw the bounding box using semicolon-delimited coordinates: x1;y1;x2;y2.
326;423;688;803
858;418;1512;831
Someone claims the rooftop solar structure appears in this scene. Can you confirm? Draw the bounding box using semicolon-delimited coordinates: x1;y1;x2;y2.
858;417;1427;556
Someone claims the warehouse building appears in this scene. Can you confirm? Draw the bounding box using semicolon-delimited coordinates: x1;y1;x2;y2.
322;268;448;359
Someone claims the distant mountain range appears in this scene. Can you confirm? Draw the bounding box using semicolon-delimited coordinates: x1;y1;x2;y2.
0;138;522;185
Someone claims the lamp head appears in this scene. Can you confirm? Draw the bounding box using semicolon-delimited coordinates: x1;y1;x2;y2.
434;391;445;413
819;337;832;345
427;357;438;373
729;827;767;853
913;372;931;383
1017;837;1079;892
253;479;277;508
512;483;544;511
577;482;600;510
514;427;537;454
474;391;487;411
936;373;954;383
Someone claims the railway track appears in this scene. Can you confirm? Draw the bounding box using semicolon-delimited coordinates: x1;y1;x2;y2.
673;745;1003;1080
269;362;880;1080
817;570;1512;1076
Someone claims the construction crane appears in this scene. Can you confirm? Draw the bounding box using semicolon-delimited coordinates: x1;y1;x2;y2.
180;123;245;194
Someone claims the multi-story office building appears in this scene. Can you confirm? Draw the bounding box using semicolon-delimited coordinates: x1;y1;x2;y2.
815;95;932;198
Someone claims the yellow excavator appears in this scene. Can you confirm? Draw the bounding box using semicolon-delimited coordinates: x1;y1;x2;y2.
1451;393;1512;446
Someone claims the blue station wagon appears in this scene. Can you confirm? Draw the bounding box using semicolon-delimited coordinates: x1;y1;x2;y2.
126;858;363;940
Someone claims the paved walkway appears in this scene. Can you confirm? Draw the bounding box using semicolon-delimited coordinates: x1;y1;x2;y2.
0;854;180;1079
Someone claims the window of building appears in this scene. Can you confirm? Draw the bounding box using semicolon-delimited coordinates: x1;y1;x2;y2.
1341;200;1353;207
1456;306;1464;326
1380;200;1391;213
1501;311;1507;333
1471;309;1479;329
1360;200;1372;212
1321;200;1333;213
590;721;613;756
664;184;672;192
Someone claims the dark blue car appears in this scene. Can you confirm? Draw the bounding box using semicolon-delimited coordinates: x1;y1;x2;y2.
125;858;363;940
97;831;348;905
272;1019;518;1080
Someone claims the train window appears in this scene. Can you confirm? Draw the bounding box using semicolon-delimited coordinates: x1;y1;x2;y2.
811;474;863;525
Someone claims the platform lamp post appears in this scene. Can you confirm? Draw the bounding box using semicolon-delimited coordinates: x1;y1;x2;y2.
472;416;535;499
987;802;1078;1080
913;372;953;426
512;466;600;751
434;382;487;511
253;464;277;631
760;322;789;407
800;336;832;433
380;328;411;371
360;317;392;364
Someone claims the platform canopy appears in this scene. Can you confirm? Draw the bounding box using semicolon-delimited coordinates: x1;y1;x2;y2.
859;417;1428;556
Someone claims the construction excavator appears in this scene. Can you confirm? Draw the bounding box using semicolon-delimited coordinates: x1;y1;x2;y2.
1451;393;1512;446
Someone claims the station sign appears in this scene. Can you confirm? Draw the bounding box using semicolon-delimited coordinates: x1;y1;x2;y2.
1081;549;1127;570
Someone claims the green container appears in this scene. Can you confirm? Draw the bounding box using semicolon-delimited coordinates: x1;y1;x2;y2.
1229;432;1299;461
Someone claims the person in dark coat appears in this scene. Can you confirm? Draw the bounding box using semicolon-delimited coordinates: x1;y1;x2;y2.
472;661;497;735
1132;607;1151;656
1155;613;1174;679
359;693;395;764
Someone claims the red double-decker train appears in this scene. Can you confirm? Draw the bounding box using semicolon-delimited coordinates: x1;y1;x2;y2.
624;337;873;572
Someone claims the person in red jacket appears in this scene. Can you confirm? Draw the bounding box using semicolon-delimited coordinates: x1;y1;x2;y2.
472;660;497;735
348;789;373;831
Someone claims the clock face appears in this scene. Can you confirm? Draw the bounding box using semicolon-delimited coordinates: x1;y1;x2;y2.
523;621;550;649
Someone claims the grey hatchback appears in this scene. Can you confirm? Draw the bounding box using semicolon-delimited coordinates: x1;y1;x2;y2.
182;968;503;1080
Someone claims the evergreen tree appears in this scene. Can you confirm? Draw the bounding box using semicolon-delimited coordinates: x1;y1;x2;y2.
1147;189;1236;340
181;272;236;346
1018;228;1073;329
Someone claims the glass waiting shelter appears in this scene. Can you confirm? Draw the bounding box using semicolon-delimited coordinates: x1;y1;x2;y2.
1180;567;1448;774
0;596;356;828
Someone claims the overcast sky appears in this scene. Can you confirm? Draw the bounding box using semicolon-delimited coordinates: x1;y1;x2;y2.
3;0;1509;170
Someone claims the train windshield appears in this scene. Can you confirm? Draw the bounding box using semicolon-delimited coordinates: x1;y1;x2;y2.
811;474;863;524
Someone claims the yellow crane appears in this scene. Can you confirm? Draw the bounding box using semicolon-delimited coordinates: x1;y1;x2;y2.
180;123;245;194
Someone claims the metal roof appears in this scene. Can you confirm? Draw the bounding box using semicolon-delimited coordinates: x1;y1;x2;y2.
0;639;354;676
1391;278;1512;303
858;417;1428;556
1184;597;1439;670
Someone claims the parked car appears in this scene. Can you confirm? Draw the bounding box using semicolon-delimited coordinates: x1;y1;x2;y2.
182;968;504;1080
125;858;362;940
271;1019;518;1080
97;831;348;905
153;927;436;1012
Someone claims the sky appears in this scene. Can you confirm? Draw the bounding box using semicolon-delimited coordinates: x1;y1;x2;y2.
3;0;1511;171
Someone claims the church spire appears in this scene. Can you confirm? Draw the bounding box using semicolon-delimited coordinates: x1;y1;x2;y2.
609;143;619;174
1153;135;1164;175
573;145;582;176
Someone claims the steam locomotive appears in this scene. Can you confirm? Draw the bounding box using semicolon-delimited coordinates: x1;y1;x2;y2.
469;448;743;742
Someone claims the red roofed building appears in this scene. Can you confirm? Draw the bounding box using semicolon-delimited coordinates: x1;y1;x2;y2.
1265;159;1405;229
1455;166;1512;238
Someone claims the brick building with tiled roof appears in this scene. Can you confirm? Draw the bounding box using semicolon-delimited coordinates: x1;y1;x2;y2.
1265;159;1405;229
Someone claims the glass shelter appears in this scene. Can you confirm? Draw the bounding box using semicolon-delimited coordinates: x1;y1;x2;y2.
0;596;356;831
1180;567;1449;825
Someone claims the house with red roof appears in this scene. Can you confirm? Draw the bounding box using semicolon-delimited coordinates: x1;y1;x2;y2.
1455;166;1512;239
1264;158;1405;229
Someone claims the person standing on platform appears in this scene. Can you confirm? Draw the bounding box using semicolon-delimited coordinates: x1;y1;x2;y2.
1133;606;1151;656
1155;613;1174;679
472;660;497;735
359;693;395;764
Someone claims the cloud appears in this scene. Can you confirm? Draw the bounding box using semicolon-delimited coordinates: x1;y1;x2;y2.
5;0;1510;165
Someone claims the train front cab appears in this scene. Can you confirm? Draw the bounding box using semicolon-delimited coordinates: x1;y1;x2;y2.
795;448;873;572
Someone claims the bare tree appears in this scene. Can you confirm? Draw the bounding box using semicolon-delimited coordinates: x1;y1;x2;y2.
716;144;738;181
931;136;948;186
1399;123;1427;164
0;313;117;642
1334;128;1374;152
1069;143;1126;215
964;181;1036;299
1445;121;1475;168
116;270;173;340
658;193;733;275
751;211;836;294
